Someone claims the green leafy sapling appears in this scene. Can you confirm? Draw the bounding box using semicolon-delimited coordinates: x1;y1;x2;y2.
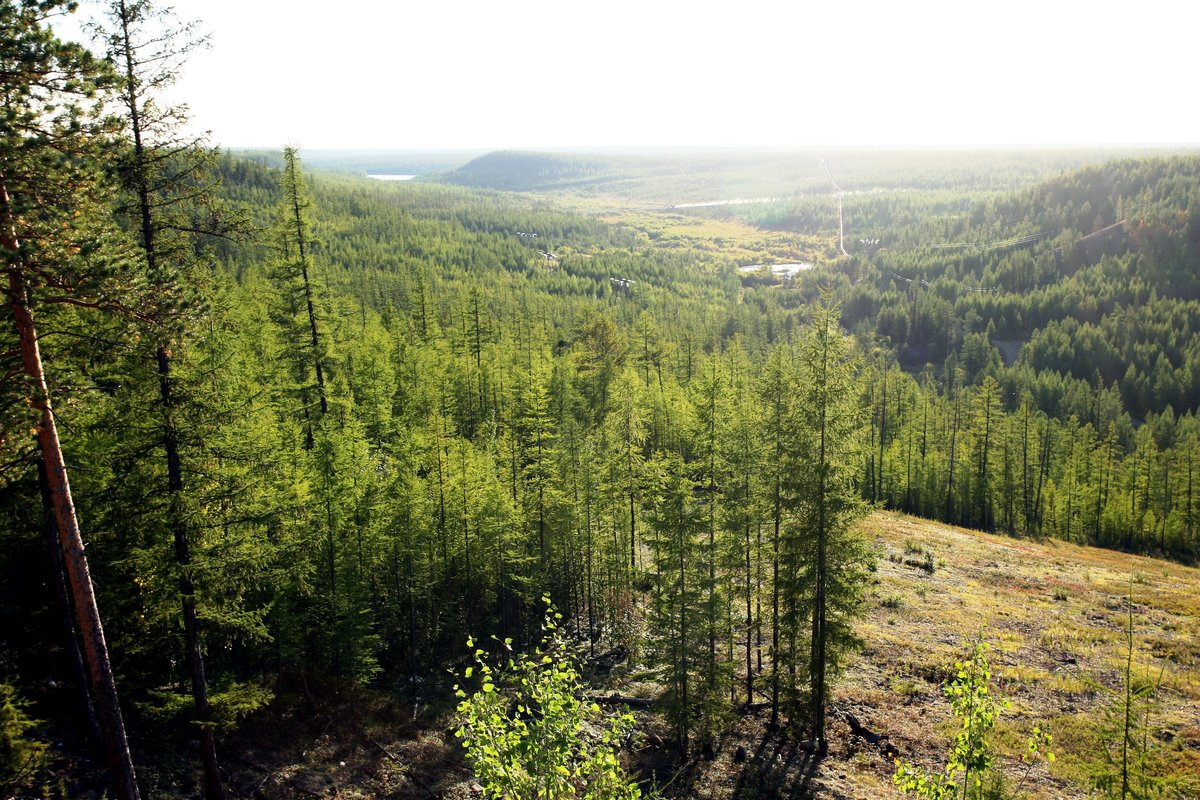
454;598;642;799
894;639;1054;800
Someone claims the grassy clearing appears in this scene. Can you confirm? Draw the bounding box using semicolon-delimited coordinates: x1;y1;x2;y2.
643;512;1198;799
606;209;833;265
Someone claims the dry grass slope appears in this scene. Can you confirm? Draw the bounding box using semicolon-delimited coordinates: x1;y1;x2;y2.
825;511;1200;800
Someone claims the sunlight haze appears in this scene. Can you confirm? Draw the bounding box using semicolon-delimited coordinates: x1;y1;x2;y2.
55;0;1196;150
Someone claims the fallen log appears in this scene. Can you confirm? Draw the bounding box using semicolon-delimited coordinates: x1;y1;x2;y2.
843;711;884;744
837;708;899;758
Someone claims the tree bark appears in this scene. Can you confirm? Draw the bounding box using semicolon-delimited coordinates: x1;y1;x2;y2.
157;347;226;800
4;186;141;800
38;462;103;750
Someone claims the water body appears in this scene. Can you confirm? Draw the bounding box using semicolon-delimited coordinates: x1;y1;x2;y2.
367;174;418;181
669;197;779;209
737;262;816;279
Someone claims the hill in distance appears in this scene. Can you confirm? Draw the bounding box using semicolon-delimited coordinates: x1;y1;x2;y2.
438;146;1193;205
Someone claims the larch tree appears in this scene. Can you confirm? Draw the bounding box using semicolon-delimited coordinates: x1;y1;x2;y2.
688;353;736;739
795;301;869;754
274;146;328;446
756;343;795;727
604;366;647;572
718;343;762;706
970;375;1002;531
646;451;704;754
93;1;240;795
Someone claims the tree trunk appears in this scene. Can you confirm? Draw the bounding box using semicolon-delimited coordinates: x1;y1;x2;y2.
157;346;226;800
39;462;103;750
284;151;328;417
4;195;141;799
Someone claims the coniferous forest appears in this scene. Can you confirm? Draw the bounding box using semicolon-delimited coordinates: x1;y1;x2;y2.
2;3;1199;799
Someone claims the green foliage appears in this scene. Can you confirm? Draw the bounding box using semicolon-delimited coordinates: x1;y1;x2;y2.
894;640;1054;800
0;682;44;789
454;601;642;800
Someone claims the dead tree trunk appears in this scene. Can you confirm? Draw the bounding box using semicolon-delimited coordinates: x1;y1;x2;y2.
38;462;103;750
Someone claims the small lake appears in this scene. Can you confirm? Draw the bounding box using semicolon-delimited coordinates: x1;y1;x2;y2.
669;197;779;209
367;174;417;181
738;262;815;279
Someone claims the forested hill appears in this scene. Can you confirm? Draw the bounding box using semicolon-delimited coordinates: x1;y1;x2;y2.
209;152;1200;567
440;150;622;191
830;155;1200;419
7;6;1199;798
440;146;1175;203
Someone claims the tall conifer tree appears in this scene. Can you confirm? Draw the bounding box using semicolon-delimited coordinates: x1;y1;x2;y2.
796;301;868;753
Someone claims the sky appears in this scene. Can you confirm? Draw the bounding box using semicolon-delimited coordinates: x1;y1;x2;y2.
63;0;1199;151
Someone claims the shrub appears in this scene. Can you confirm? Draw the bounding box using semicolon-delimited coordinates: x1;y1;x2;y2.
893;640;1053;800
454;600;642;800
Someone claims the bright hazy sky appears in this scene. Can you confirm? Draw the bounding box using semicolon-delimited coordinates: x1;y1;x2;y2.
67;0;1198;150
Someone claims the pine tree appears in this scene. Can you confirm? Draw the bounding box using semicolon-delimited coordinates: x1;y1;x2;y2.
0;3;141;796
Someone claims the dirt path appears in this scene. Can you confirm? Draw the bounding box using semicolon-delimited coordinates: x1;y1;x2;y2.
823;159;848;257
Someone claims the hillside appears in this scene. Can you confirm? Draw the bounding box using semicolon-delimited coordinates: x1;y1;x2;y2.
6;146;1200;799
438;148;1200;421
7;6;1200;800
440;147;1168;206
210;511;1198;799
832;155;1200;418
